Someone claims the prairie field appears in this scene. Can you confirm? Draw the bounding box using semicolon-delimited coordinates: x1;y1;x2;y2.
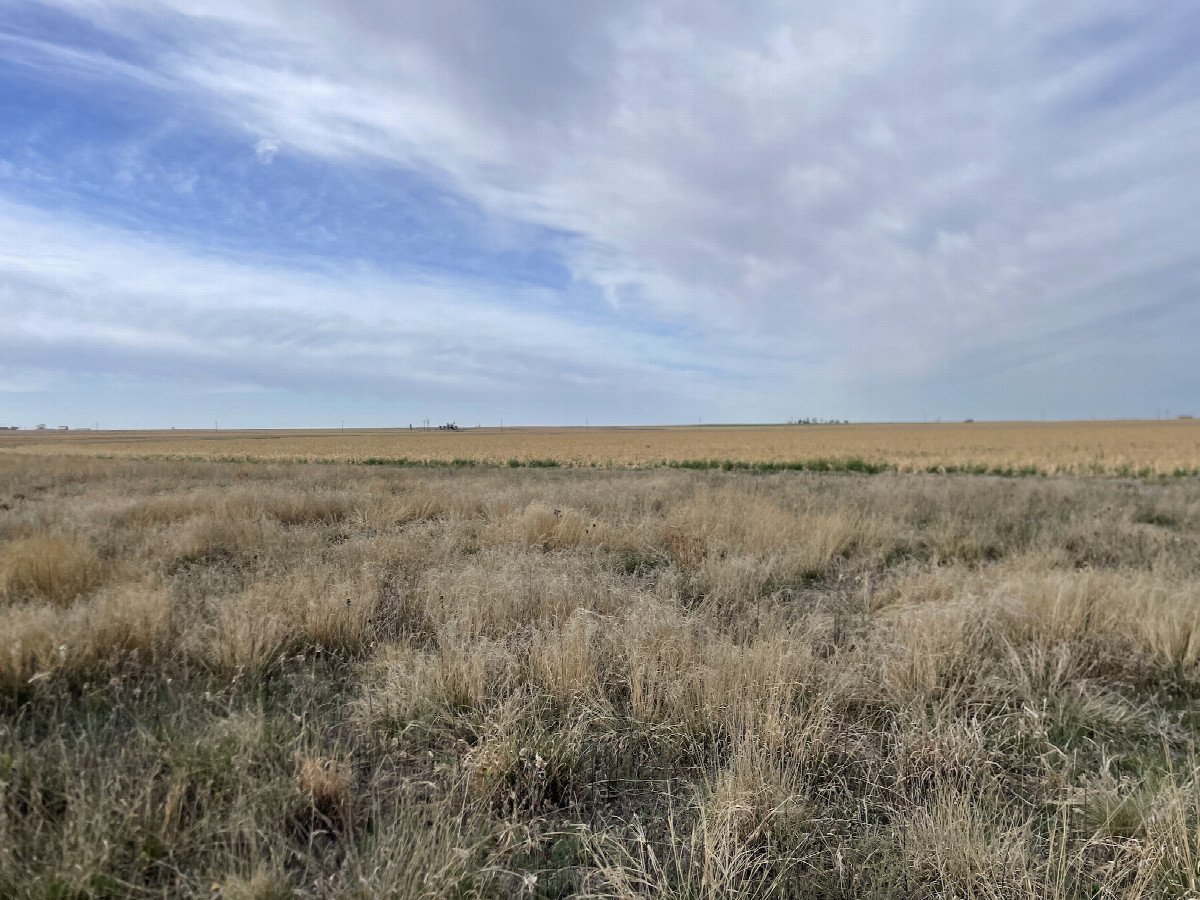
4;452;1200;898
2;419;1199;477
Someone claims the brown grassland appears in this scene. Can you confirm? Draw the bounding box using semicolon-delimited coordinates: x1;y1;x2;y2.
2;419;1199;476
3;444;1200;897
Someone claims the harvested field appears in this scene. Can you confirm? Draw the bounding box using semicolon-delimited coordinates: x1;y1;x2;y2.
4;453;1200;897
2;419;1200;476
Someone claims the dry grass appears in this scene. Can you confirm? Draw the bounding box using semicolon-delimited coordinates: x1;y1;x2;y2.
0;582;171;693
3;455;1200;897
2;418;1199;475
211;571;378;673
0;534;105;605
296;754;352;809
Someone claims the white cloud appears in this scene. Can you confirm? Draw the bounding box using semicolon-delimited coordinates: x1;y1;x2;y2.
0;199;770;422
6;1;1200;419
253;137;280;164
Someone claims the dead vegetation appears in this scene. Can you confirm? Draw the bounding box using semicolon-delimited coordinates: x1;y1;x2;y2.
0;533;106;605
3;454;1200;897
3;419;1199;476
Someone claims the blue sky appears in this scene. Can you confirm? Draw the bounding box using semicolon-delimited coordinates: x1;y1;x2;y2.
1;1;1198;427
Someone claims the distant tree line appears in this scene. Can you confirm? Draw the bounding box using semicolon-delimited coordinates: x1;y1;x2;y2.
787;418;850;425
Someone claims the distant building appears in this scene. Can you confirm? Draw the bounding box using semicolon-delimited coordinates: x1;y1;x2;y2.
57;425;68;431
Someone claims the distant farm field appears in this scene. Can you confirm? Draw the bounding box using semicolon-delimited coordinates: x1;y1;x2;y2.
2;420;1199;476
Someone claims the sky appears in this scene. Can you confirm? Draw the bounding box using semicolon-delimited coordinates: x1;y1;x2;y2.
1;1;1198;428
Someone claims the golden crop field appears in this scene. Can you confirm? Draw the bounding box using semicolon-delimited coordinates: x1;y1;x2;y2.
2;419;1199;475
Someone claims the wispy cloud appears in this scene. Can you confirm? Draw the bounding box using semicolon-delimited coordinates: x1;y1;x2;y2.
1;1;1198;424
0;199;763;425
253;137;279;164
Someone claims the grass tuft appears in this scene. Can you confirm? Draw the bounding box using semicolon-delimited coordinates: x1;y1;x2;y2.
0;534;105;605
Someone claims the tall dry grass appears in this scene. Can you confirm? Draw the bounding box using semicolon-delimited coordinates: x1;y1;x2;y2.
3;455;1200;897
0;533;105;605
1;582;171;693
211;570;378;673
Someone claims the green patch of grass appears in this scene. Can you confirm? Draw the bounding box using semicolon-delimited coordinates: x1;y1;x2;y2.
620;550;667;575
664;456;894;474
666;459;723;470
